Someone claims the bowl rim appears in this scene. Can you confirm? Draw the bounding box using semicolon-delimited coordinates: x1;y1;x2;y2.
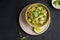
25;3;50;27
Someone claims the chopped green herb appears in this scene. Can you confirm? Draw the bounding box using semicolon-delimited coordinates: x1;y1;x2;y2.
32;12;35;19
38;13;42;16
53;1;56;4
58;1;60;5
53;0;60;6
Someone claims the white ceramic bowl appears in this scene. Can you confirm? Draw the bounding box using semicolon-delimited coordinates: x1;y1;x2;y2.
52;0;60;9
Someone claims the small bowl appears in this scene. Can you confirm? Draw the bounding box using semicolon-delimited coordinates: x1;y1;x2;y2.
25;3;50;27
52;0;60;9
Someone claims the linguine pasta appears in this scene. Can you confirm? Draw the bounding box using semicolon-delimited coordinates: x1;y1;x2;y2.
25;3;49;27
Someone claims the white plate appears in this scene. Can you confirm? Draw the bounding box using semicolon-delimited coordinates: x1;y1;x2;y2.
19;5;51;35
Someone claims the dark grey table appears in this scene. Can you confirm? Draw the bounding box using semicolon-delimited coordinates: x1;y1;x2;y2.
0;0;60;40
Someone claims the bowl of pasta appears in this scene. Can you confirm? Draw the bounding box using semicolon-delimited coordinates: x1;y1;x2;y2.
25;3;50;28
19;3;50;35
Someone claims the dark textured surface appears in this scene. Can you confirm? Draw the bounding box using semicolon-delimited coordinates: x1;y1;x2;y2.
0;0;60;40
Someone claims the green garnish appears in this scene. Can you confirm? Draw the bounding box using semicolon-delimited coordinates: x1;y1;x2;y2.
31;11;35;19
53;0;60;6
53;1;56;4
18;32;29;40
58;1;60;5
38;13;42;16
31;8;43;19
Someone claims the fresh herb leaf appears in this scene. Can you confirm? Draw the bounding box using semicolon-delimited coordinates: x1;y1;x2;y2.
53;0;60;6
38;13;42;16
53;1;56;4
18;32;22;37
18;32;29;40
31;12;35;19
38;11;44;16
58;1;60;5
32;13;34;18
21;37;26;40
